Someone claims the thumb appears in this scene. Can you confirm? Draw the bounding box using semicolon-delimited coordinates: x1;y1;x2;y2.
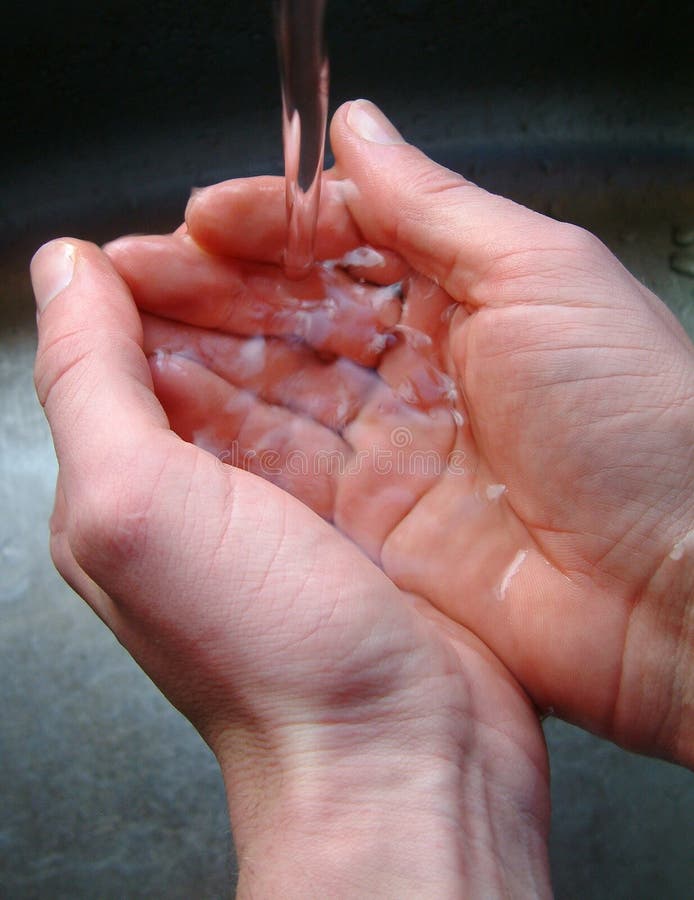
329;100;577;304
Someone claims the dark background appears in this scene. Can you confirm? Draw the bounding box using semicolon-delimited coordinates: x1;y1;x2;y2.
3;0;692;149
2;0;693;250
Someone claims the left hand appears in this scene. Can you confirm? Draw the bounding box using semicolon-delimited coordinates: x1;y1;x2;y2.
32;235;550;897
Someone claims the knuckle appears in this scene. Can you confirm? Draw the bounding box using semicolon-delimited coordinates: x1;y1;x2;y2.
34;327;93;410
469;219;613;306
49;531;74;587
558;222;606;258
67;476;154;578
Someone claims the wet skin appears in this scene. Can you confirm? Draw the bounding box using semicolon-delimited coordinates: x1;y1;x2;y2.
32;100;693;895
105;103;694;765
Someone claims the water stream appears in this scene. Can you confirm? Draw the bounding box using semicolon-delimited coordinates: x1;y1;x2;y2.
275;0;329;279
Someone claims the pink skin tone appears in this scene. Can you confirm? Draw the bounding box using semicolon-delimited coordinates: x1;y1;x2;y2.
109;100;694;762
32;100;693;895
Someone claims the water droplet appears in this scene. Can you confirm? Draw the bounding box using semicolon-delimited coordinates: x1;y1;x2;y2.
669;529;694;561
237;336;266;377
396;378;418;404
394;323;432;349
340;247;386;268
486;483;507;501
497;549;528;599
152;347;169;367
367;332;391;356
441;303;457;324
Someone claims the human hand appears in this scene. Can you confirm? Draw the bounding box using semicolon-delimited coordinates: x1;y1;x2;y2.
32;237;551;897
108;100;693;766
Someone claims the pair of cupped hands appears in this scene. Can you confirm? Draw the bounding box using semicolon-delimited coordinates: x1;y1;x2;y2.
32;101;692;895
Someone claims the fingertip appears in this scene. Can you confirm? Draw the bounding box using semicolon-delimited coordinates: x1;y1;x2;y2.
31;239;77;313
102;232;148;251
101;236;125;259
183;184;209;227
329;99;354;136
345;99;405;145
32;238;124;316
330;99;405;157
329;100;357;155
30;236;73;269
185;176;289;259
33;237;143;368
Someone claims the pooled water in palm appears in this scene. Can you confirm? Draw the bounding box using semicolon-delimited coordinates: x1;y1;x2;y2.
275;0;329;279
154;2;524;601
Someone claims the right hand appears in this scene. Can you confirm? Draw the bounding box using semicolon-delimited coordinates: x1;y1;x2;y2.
109;100;694;766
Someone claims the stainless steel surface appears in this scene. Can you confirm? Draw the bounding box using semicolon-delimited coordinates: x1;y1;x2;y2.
1;1;693;896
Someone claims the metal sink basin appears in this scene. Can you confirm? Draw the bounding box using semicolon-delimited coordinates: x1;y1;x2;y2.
2;1;692;896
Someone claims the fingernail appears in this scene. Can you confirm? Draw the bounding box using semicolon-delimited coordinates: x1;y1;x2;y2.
30;241;76;312
347;100;405;145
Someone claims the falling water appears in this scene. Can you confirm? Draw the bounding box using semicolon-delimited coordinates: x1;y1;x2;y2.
275;0;329;279
156;2;510;601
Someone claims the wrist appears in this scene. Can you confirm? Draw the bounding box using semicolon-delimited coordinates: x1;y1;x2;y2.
216;710;551;897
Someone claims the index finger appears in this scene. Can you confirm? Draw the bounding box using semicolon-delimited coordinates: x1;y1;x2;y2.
185;174;357;261
185;174;408;284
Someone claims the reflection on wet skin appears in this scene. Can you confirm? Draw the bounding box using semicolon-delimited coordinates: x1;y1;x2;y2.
144;241;531;601
148;245;465;486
